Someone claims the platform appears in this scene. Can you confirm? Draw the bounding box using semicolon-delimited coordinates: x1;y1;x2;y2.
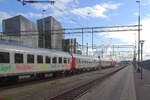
134;67;150;100
78;65;136;100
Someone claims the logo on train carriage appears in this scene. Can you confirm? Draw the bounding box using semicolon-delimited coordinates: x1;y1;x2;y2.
62;64;68;68
16;64;33;70
37;65;49;70
0;65;11;71
78;64;82;68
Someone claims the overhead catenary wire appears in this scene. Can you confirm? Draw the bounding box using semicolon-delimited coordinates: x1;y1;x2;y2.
0;24;141;36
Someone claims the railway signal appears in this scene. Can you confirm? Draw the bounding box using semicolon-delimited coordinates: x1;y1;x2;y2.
17;0;55;6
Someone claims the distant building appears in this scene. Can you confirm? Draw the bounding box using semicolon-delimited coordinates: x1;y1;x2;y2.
62;38;76;54
37;16;64;50
1;15;79;53
2;15;38;47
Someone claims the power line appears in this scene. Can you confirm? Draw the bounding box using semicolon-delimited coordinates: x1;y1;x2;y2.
0;24;140;36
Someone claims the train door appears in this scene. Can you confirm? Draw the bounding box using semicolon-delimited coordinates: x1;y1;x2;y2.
71;57;76;71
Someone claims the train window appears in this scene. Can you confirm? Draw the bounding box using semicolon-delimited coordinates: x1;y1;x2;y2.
64;58;67;64
0;52;9;63
82;61;84;64
46;56;51;64
27;54;34;63
59;57;62;64
81;60;83;64
52;57;57;64
79;59;80;64
15;53;23;63
37;55;43;64
68;58;70;64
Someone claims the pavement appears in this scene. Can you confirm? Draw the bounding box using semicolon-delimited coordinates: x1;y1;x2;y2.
78;65;136;100
134;67;150;100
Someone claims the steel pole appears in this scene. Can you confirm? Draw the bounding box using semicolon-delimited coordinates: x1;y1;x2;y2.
140;40;144;80
141;42;143;80
136;0;141;71
82;28;84;51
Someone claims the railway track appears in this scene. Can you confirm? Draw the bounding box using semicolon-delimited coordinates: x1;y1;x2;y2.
46;66;126;100
0;69;98;91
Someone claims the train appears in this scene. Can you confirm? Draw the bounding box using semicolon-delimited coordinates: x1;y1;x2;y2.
0;41;115;81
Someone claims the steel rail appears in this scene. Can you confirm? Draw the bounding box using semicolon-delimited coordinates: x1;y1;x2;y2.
46;66;127;100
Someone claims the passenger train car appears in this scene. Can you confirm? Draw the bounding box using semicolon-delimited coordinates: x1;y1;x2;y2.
0;41;101;81
99;59;116;69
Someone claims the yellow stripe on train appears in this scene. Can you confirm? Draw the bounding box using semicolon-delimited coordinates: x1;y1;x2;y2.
37;65;50;70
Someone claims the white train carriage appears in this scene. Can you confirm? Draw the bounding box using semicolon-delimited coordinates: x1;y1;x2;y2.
99;59;115;69
0;41;101;81
0;41;72;80
72;54;99;71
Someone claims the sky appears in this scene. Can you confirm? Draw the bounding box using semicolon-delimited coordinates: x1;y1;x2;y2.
0;0;150;60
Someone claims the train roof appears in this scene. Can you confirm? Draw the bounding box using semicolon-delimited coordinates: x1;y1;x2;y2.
72;53;99;60
0;41;100;59
0;41;71;57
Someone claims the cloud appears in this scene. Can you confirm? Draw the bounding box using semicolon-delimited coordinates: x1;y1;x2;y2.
32;0;79;18
17;12;42;19
104;27;137;44
100;18;150;60
133;12;138;17
71;3;121;18
0;11;43;23
71;5;107;18
102;2;121;10
0;11;12;23
32;3;50;10
31;1;121;19
142;0;150;6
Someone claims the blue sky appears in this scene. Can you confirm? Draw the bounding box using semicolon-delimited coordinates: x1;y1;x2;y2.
0;0;150;60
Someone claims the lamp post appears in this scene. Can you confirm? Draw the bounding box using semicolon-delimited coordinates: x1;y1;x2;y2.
136;0;141;71
140;40;145;80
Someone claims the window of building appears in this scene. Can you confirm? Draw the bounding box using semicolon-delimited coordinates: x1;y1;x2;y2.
15;53;23;63
0;52;9;63
59;57;62;64
64;58;67;64
46;56;51;64
37;55;43;64
52;57;57;64
27;54;34;64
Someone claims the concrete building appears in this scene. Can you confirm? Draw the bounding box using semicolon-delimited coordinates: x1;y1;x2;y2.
1;15;79;53
37;16;64;50
2;15;38;47
62;38;76;54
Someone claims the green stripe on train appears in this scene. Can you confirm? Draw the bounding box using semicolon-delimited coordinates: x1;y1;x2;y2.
0;65;11;71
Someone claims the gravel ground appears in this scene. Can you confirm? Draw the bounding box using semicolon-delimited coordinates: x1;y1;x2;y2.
0;66;122;100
